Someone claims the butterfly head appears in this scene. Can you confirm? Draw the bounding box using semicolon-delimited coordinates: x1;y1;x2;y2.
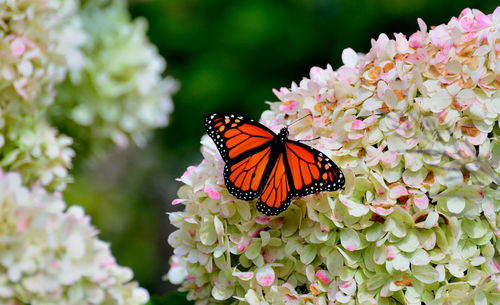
277;127;289;144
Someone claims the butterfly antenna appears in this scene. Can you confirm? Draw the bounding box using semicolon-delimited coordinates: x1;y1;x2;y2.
298;137;320;143
288;113;312;127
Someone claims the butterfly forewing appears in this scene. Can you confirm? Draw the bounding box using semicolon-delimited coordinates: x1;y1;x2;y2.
205;113;275;200
204;113;274;160
285;141;344;197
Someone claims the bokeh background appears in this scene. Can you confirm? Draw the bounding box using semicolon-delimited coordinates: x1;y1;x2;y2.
62;0;498;297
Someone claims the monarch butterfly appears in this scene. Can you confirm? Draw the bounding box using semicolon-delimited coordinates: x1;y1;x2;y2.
205;113;345;216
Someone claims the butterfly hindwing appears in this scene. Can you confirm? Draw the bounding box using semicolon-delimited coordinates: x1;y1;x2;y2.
285;141;344;197
224;145;272;200
256;152;292;216
205;113;275;200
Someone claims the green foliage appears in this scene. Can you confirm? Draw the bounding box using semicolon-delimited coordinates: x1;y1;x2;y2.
146;292;193;305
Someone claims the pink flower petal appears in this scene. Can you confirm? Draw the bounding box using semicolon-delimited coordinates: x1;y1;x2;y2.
429;25;452;48
256;266;275;287
413;194;429;209
408;32;423;48
387;246;396;259
254;216;271;225
345;245;357;251
381;151;397;164
315;270;331;284
172;199;186;205
374;207;394;216
339;279;353;288
466;132;487;145
10;38;26;56
280;99;297;114
351;120;366;130
184;217;197;224
232;271;254;281
389;185;408;198
238;239;250;252
204;185;221;199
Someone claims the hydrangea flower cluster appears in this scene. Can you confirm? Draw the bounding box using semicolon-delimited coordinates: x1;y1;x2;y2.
51;0;178;149
0;0;170;303
168;7;500;304
0;171;149;305
0;0;85;190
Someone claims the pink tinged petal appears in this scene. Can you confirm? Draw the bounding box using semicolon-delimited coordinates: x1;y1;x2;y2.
490;260;500;273
100;260;116;267
14;78;28;99
387;246;396;260
459;16;474;31
172;199;186;205
254;216;271;225
473;13;491;28
344;246;357;252
408;32;423;48
351;120;366;130
417;17;427;33
348;132;364;140
262;248;277;263
394;32;410;53
232;271;254;281
466;132;487;145
339;279;357;296
389;185;408;199
429;25;452;48
280;99;297;114
10;38;26;56
256;265;275;287
204;185;221;199
17;219;28;231
340;228;360;251
183;166;196;176
413;195;429;210
184;217;197;224
315;270;331;285
374;207;394;216
320;224;330;232
381;151;397;164
340;198;353;208
249;227;265;238
340;279;353;289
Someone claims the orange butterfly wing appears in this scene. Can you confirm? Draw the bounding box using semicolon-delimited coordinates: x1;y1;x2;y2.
256;153;292;216
205;113;275;200
285;141;344;197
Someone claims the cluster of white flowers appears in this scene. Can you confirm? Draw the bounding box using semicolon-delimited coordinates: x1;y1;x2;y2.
0;0;85;191
51;0;178;149
0;0;174;303
168;7;500;304
0;171;149;305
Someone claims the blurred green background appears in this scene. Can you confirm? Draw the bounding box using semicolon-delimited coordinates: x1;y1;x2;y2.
63;0;498;297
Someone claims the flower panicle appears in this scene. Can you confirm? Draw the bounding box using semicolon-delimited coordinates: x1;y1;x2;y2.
167;7;500;304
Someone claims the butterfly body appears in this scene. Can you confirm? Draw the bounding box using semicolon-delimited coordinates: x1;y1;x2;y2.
205;113;344;216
